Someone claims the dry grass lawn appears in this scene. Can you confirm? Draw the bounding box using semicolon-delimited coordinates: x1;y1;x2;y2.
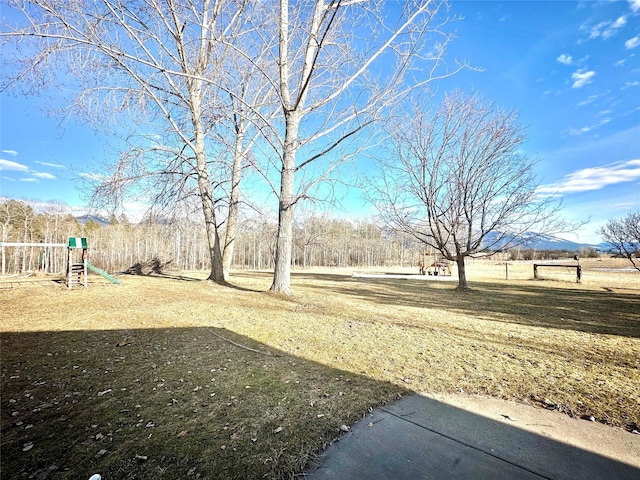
1;258;639;479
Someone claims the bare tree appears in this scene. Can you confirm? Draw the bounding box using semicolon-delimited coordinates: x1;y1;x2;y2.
258;0;463;293
0;200;21;275
213;46;282;281
599;211;640;271
2;0;255;283
371;91;567;290
3;1;462;290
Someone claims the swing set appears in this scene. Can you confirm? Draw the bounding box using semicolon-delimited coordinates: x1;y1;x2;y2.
0;237;120;288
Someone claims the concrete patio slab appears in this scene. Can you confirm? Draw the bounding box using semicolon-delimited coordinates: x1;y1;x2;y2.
304;393;640;480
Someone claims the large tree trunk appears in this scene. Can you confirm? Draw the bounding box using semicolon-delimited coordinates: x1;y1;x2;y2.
191;80;225;284
221;129;245;282
271;187;294;293
270;114;299;293
455;256;468;291
196;168;225;283
193;113;224;282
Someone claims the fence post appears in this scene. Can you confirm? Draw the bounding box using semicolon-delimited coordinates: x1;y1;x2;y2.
67;247;73;289
577;264;582;283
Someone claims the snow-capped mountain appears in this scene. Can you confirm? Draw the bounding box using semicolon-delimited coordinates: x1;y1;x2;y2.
482;231;604;251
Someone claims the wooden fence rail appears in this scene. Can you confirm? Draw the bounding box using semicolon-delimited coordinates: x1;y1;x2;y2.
533;263;582;283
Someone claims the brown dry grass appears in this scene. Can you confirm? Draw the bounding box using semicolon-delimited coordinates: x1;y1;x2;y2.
1;258;639;479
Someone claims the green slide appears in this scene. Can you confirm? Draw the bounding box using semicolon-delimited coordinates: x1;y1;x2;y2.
86;261;122;284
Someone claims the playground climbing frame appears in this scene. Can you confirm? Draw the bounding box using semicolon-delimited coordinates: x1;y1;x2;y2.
66;237;121;288
67;237;88;288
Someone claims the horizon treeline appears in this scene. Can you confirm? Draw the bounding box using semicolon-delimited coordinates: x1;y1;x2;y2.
0;199;432;275
1;199;597;276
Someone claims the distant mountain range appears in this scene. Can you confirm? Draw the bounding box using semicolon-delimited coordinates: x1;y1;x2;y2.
75;214;110;226
482;231;607;252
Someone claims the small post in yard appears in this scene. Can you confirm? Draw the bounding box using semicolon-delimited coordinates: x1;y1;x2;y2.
577;264;582;283
505;263;509;280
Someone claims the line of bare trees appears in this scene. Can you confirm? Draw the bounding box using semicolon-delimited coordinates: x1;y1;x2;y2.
2;0;463;293
2;2;576;292
0;199;426;275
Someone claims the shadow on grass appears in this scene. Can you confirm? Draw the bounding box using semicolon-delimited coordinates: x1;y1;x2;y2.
1;326;406;480
122;272;202;282
290;272;640;339
2;327;637;480
121;272;265;293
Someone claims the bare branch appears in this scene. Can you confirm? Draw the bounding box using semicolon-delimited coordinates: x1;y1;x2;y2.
599;211;640;271
370;91;571;290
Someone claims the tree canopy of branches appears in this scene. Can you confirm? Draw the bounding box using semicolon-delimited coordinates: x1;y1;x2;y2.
266;0;462;293
2;0;272;284
599;211;640;271
371;91;566;290
2;0;463;292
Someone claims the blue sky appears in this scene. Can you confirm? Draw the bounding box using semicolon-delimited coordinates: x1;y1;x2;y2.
1;0;639;244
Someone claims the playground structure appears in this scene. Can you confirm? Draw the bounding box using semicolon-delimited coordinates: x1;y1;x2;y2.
67;237;88;288
0;238;121;288
418;251;452;276
66;237;121;288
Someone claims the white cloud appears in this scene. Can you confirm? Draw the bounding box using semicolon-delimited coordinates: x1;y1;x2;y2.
585;15;628;41
537;159;640;194
32;172;56;180
630;0;640;13
556;54;573;65
604;28;621;40
571;70;595;88
613;16;627;29
35;161;66;169
1;150;18;156
577;94;598;107
569;118;611;136
79;172;106;182
0;159;28;171
19;178;38;182
625;35;640;49
122;201;149;223
587;21;607;39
